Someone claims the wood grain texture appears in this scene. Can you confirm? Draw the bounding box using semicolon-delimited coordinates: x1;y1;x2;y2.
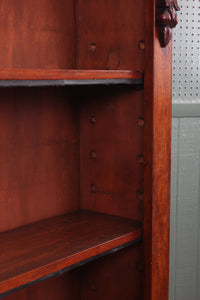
81;243;142;300
0;210;142;294
0;88;79;232
3;272;81;300
0;0;173;298
77;0;145;71
75;1;146;299
0;0;76;69
79;88;144;220
143;0;172;298
0;69;143;80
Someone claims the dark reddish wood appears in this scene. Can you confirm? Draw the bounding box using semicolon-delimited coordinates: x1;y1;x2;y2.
0;88;79;232
4;272;81;300
79;88;144;221
76;3;146;299
0;0;173;298
156;0;180;47
0;69;143;80
143;0;172;299
81;244;142;300
157;0;180;8
77;0;145;71
0;210;142;294
0;0;76;69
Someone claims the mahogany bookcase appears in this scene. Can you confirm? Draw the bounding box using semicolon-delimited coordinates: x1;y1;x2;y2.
0;0;179;299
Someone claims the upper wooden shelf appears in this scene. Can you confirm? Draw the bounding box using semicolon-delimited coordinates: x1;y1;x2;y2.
0;69;143;87
0;210;142;296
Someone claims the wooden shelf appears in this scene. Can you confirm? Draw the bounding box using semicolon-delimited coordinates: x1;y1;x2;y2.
0;210;142;295
0;69;143;87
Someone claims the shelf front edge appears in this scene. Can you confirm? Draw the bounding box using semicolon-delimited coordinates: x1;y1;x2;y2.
0;230;141;294
0;69;143;80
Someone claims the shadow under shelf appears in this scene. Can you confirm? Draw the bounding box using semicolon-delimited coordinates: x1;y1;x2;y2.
0;69;144;87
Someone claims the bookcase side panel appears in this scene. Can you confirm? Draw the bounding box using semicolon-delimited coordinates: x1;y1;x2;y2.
79;87;144;221
143;0;172;298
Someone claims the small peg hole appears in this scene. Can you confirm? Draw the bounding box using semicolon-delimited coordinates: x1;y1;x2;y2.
90;184;97;193
89;150;97;159
138;40;145;50
89;43;96;53
90;114;96;124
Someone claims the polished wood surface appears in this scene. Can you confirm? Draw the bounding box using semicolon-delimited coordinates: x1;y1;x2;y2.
4;272;81;300
76;1;145;298
0;69;143;80
0;0;173;298
143;0;172;298
4;245;142;300
0;210;142;294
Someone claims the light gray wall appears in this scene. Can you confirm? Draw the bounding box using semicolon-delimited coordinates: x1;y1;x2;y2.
170;118;200;300
169;1;200;299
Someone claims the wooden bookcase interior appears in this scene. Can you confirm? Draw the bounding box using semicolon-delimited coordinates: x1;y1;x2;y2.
0;0;146;299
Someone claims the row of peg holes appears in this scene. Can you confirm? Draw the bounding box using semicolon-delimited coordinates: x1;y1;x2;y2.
89;115;144;203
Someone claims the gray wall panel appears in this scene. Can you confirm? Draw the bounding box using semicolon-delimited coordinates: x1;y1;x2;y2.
176;119;200;300
170;118;200;300
170;0;200;299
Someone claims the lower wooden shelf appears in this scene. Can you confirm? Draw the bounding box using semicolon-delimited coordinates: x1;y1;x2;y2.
0;210;142;296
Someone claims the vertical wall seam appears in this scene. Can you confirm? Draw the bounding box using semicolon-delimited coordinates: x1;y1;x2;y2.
195;149;200;300
174;118;180;300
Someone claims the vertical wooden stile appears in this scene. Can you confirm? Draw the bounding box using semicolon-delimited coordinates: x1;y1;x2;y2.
144;0;173;299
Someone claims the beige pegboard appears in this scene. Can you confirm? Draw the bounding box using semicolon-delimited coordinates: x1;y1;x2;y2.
173;0;200;103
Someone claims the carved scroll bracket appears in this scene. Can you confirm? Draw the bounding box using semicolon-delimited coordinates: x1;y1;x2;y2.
156;0;180;47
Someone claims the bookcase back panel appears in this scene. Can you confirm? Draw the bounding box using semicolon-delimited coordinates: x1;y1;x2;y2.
79;87;144;220
4;271;81;300
0;0;76;69
0;88;80;232
81;243;142;300
78;0;145;70
0;0;145;71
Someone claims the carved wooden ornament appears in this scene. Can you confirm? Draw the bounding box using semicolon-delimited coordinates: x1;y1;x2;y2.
156;0;180;47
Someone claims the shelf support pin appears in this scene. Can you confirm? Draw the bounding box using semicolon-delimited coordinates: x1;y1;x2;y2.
137;118;145;128
137;155;144;165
